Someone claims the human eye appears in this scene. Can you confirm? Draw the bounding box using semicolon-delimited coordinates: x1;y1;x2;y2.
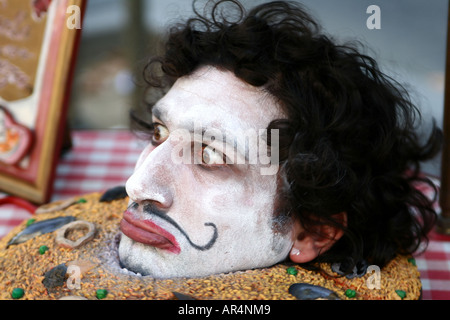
201;145;227;168
151;123;169;146
129;110;169;146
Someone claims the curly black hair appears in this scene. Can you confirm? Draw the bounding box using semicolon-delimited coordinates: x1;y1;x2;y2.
135;0;442;274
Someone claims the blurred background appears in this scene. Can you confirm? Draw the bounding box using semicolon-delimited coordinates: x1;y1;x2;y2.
67;0;449;176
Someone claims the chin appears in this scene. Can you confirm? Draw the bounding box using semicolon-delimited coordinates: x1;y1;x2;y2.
118;234;157;277
118;233;192;279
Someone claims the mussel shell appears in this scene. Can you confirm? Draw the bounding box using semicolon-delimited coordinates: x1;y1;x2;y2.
172;291;197;300
6;216;76;247
42;263;68;289
331;259;369;279
288;283;340;300
99;185;127;202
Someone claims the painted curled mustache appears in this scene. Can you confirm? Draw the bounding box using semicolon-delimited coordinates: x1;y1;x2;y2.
130;202;218;251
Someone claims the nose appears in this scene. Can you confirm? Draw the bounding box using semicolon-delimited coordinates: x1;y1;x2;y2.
126;142;174;209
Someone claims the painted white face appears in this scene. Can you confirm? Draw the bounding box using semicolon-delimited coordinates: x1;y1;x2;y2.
118;66;294;278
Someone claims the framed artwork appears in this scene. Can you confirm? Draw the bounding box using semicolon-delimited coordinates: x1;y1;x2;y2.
0;0;86;204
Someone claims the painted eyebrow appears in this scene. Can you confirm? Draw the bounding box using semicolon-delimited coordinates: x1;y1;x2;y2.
151;104;167;123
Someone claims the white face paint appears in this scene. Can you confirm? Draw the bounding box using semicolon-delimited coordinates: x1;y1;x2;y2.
118;66;294;278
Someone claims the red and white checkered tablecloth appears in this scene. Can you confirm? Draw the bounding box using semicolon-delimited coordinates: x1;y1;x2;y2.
0;130;141;241
51;130;142;200
0;130;449;300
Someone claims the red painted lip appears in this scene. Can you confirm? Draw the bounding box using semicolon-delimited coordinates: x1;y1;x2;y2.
120;210;180;254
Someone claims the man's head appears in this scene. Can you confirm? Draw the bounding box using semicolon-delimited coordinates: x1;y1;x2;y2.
118;0;441;278
119;66;298;277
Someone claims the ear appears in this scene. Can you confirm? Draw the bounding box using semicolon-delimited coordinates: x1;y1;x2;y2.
289;212;347;264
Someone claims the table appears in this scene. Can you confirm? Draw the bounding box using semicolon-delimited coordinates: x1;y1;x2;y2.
0;130;449;300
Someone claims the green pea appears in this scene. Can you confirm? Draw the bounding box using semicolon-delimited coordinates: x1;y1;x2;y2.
345;289;356;298
11;288;24;299
39;245;49;255
26;218;36;226
96;289;108;299
395;290;406;299
408;258;416;266
286;266;298;276
77;198;87;204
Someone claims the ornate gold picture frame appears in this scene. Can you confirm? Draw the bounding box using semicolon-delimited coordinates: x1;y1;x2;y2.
0;0;86;204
